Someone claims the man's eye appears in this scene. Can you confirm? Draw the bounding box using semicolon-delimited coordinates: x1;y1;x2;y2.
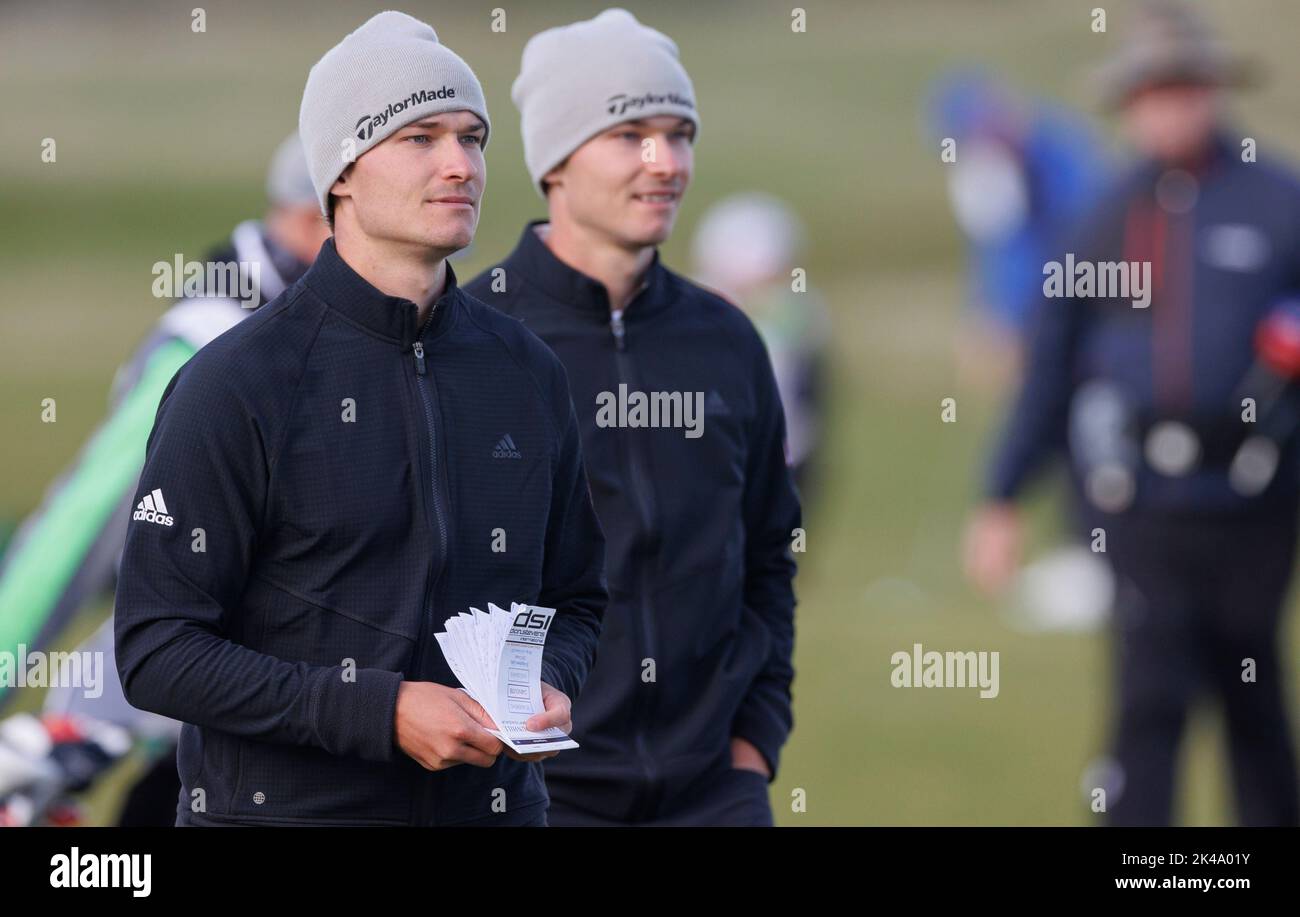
618;132;640;141
462;135;484;146
406;135;431;145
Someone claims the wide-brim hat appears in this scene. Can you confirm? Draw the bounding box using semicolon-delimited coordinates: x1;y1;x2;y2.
1092;0;1260;109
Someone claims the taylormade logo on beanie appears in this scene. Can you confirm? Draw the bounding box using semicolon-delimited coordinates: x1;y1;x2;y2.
605;91;695;117
355;86;459;140
299;10;491;217
512;8;700;199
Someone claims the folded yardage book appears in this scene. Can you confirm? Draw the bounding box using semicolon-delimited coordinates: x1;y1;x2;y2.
434;602;579;755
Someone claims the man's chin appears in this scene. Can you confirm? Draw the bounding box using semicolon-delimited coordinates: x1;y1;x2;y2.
407;224;474;256
434;231;474;253
624;215;676;248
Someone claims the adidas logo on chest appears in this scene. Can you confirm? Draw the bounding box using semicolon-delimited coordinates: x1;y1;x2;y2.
492;434;522;460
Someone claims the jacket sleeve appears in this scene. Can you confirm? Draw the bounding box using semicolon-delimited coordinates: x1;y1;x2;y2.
0;337;196;710
732;340;801;780
983;262;1087;502
983;192;1116;501
113;357;402;763
536;361;607;704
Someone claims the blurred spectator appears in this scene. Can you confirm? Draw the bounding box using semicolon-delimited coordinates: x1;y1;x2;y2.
692;193;830;497
964;0;1300;826
929;69;1111;387
0;132;328;826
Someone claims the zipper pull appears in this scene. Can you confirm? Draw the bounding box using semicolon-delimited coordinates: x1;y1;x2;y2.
610;309;626;351
412;341;426;375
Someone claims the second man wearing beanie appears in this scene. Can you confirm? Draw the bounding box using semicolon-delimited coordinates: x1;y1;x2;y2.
467;8;800;826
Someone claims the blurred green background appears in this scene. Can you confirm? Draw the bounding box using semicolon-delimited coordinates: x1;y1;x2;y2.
3;0;1300;825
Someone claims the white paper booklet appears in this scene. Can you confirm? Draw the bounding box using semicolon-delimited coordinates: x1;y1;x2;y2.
434;602;579;755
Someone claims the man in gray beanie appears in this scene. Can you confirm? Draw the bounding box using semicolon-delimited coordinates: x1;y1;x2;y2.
115;11;608;826
298;9;492;224
467;8;800;827
509;7;700;200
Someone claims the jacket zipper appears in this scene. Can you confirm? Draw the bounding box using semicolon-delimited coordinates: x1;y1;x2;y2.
410;305;451;825
609;305;663;819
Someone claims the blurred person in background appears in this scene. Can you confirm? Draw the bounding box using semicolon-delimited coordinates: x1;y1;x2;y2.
692;193;830;499
932;72;1116;632
930;69;1111;390
964;0;1300;826
0;132;329;826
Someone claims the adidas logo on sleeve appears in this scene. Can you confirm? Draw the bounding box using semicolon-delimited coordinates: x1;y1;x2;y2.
492;434;522;460
133;488;174;526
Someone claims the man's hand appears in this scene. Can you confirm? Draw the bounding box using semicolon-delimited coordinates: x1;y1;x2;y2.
962;501;1023;596
730;736;771;778
503;681;572;763
394;681;504;771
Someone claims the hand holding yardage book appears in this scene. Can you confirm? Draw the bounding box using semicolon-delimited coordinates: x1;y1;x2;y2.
434;603;579;755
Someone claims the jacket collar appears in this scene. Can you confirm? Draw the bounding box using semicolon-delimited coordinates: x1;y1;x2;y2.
503;219;671;319
304;237;460;348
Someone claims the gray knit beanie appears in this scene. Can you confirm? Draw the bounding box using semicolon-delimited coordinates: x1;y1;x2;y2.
299;11;491;217
512;8;699;198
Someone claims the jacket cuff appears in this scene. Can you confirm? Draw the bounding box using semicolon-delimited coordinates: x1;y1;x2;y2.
540;658;568;698
313;667;404;763
731;704;788;782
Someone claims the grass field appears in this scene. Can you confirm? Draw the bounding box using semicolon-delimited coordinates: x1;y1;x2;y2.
2;0;1299;825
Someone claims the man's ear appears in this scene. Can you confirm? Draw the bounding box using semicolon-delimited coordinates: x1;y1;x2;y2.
330;163;354;202
541;162;564;198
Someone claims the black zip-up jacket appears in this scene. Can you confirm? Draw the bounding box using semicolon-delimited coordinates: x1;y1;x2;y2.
114;237;607;826
466;221;800;820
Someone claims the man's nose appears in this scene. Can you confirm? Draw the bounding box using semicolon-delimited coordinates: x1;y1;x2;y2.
645;135;686;176
439;137;478;182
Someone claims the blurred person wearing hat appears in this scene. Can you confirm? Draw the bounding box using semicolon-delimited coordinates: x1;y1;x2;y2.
0;132;329;826
467;9;800;826
964;0;1300;825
